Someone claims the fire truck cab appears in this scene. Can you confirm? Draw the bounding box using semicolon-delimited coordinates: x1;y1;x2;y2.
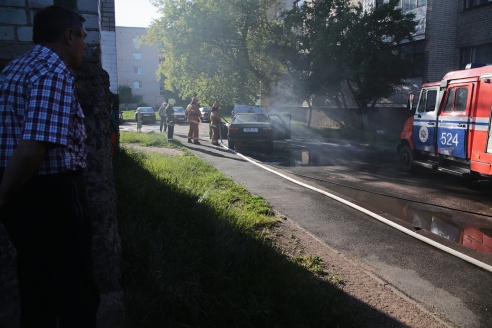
397;65;492;178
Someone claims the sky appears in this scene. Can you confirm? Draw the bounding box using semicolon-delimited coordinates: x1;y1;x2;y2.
114;0;161;27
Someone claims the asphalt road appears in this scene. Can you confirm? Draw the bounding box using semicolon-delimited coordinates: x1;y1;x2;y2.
120;120;492;327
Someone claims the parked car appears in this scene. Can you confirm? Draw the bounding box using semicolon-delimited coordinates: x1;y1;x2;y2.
173;106;186;122
227;113;274;151
134;107;156;124
199;107;211;123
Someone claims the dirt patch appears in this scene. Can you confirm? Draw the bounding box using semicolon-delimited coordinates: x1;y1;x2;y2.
271;217;454;328
121;144;186;157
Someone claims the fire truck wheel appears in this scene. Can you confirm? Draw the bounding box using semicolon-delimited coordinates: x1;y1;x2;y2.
398;145;414;172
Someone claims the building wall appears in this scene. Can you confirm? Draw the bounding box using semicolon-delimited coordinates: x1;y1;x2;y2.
0;0;100;69
424;0;459;82
115;26;162;109
457;4;492;48
100;0;119;93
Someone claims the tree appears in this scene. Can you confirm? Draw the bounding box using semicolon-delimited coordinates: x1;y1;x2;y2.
270;0;347;127
273;0;417;129
117;84;142;109
144;0;284;106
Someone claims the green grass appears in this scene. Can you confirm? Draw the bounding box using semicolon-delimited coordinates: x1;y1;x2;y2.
115;132;362;327
120;109;136;121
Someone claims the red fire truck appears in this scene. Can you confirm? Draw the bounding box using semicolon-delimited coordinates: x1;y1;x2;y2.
397;65;492;178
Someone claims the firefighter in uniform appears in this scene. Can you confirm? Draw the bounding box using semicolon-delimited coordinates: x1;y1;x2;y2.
186;97;202;144
210;102;221;145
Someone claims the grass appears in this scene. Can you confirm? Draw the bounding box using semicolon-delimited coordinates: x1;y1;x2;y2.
114;132;362;327
121;109;136;121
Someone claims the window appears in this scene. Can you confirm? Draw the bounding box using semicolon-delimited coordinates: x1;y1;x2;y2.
293;0;305;8
132;38;140;47
460;43;492;69
397;40;424;77
401;0;427;11
133;53;142;60
454;88;468;112
133;81;143;89
464;0;492;9
444;89;454;113
418;89;437;113
134;67;142;74
444;87;468;113
375;0;385;8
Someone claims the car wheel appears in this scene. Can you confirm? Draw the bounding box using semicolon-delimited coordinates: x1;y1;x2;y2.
266;140;274;152
228;139;235;150
398;144;414;172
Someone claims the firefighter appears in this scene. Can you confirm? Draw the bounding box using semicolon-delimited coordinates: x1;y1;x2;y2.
185;96;202;144
166;98;176;141
210;102;221;146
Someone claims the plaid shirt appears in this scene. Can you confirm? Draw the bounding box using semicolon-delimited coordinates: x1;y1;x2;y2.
0;45;87;174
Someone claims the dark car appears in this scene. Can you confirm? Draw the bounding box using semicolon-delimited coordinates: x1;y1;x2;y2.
227;113;274;151
134;107;156;124
173;106;186;122
199;107;211;123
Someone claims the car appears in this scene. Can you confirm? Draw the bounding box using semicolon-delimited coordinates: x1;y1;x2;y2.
227;113;274;151
199;107;211;123
173;106;186;122
134;107;156;124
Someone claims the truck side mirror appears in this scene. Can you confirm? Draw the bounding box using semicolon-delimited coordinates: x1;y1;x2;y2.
407;92;415;111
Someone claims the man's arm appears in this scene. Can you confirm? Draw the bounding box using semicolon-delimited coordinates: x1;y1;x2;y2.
0;139;46;209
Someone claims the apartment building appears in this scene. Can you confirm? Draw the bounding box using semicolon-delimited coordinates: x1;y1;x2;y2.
363;0;492;82
115;26;163;109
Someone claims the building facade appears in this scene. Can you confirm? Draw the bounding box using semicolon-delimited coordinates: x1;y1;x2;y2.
115;26;163;109
363;0;492;82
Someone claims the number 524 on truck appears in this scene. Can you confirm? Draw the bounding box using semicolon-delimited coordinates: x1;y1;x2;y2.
397;64;492;179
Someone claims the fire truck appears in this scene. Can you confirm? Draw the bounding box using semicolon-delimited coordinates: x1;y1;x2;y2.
397;65;492;178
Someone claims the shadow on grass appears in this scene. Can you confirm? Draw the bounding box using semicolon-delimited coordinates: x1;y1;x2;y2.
114;150;403;327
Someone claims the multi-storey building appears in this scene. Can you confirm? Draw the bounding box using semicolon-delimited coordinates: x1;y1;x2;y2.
364;0;492;83
115;26;163;109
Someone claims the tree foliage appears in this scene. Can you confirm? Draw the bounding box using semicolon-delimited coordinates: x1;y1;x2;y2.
117;85;143;108
272;0;417;128
145;0;284;106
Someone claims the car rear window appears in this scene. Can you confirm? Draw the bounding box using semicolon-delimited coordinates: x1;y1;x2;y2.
233;114;269;123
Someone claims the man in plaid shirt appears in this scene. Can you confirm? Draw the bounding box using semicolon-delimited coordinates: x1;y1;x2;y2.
0;5;99;328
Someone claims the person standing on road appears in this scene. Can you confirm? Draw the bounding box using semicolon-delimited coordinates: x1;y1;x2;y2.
166;98;176;141
136;108;143;133
185;96;202;144
0;5;99;328
210;102;221;146
158;101;167;133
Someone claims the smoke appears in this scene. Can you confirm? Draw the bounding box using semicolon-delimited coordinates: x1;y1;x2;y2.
267;74;305;113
